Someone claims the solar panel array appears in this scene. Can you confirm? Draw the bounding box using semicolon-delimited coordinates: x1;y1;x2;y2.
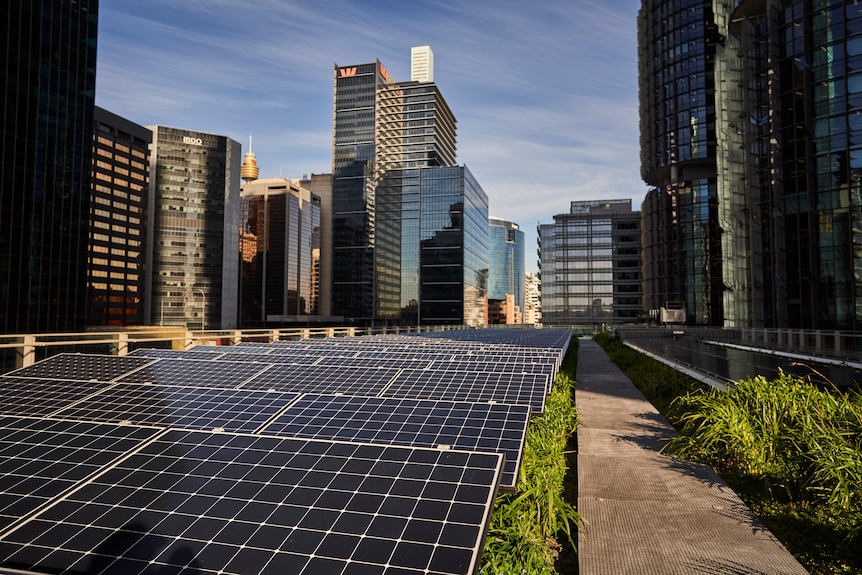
0;328;571;575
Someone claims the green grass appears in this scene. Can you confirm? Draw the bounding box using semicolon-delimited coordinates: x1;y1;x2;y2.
593;332;862;574
479;340;583;575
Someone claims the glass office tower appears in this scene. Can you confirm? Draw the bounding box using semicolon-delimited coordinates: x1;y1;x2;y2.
88;107;151;327
488;217;525;317
239;178;321;325
729;0;862;329
639;0;748;326
418;166;489;327
146;126;241;330
1;1;99;333
331;61;392;321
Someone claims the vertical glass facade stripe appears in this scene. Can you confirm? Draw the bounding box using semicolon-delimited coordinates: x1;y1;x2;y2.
1;1;99;332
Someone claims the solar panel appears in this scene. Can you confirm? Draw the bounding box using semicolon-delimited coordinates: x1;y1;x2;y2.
0;427;503;575
259;394;529;491
241;364;400;396
384;369;549;414
129;349;230;361
5;354;154;382
116;358;272;388
0;416;161;533
51;385;301;434
0;377;114;418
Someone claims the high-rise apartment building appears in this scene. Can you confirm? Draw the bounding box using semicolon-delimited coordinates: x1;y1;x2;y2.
146;126;241;329
539;200;642;324
88;107;151;327
1;1;99;333
239;178;321;325
418;166;489;327
488;217;525;322
332;49;461;324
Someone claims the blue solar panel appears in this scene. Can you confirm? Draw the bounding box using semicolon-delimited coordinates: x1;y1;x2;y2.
0;424;503;575
259;394;529;490
52;385;301;434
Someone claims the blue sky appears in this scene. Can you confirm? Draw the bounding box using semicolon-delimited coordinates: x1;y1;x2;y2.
96;0;646;272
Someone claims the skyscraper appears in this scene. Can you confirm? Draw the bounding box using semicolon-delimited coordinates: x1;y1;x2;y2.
88;107;151;327
239;178;321;325
488;217;525;321
146;126;241;330
1;1;99;333
331;60;391;321
331;49;458;324
418;166;489;327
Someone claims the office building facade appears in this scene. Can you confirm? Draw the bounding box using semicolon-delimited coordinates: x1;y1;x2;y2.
539;200;642;324
488;217;525;322
239;178;321;325
331;60;391;321
418;166;489;327
146;126;241;329
332;49;460;325
1;1;99;333
524;272;542;325
87;107;151;327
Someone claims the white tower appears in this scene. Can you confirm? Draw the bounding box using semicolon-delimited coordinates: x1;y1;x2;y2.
411;45;434;83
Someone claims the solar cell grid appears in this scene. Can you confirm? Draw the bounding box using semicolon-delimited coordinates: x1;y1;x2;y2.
0;416;161;533
0;377;113;418
0;430;502;575
241;364;400;396
51;385;301;434
6;354;154;382
116;358;271;388
384;369;548;414
260;394;529;490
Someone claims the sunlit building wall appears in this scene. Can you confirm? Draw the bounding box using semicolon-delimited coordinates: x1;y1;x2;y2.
524;272;542;325
87;107;150;327
1;1;99;333
145;126;240;329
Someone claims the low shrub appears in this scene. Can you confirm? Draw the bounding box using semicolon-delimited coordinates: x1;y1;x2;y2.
479;342;583;574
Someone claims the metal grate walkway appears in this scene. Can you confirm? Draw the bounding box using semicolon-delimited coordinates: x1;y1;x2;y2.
575;339;809;575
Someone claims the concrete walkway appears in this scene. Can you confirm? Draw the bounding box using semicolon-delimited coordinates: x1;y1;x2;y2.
576;339;809;575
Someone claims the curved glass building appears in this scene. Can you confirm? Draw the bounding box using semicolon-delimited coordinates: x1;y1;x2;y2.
488;217;525;318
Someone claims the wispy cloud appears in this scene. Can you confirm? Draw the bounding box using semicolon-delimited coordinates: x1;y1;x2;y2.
96;0;645;270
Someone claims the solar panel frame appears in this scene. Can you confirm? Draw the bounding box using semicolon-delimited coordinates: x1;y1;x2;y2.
384;369;549;414
241;364;401;396
0;416;162;534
